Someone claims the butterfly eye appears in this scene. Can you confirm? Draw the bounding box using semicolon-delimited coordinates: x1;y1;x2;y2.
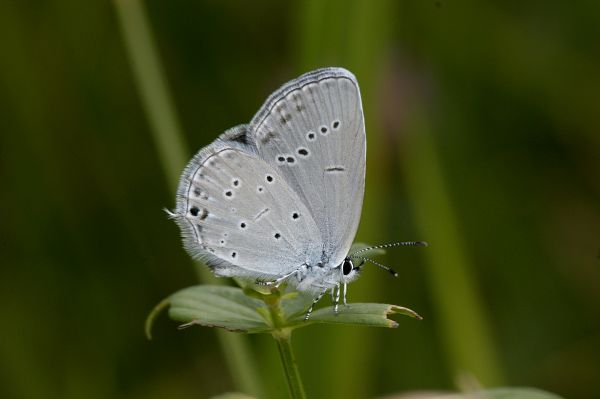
342;259;353;275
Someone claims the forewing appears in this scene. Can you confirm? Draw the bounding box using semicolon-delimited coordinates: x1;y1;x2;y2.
249;68;366;267
173;125;322;279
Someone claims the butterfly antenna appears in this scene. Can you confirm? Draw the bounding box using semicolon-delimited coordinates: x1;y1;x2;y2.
353;256;399;277
349;241;428;257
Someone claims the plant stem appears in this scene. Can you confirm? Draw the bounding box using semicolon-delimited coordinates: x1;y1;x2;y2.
112;0;187;194
275;332;306;399
264;290;306;399
401;114;504;385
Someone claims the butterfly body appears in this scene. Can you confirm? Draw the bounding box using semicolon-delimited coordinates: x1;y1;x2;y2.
171;67;366;303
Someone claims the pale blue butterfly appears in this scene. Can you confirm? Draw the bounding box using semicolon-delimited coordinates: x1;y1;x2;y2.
169;67;425;318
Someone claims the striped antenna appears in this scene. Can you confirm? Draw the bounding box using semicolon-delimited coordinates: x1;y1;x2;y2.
349;241;428;257
353;256;399;277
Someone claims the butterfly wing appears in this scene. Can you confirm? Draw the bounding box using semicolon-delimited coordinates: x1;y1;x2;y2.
249;67;366;267
173;125;322;279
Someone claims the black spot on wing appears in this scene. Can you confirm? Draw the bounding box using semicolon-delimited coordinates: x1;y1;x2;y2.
325;166;345;172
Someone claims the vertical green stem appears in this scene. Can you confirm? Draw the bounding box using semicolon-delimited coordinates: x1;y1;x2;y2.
265;291;306;399
401;115;504;386
275;332;306;399
112;1;263;396
112;0;187;194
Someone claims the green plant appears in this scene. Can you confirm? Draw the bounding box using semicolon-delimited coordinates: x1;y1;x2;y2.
147;284;421;399
146;244;422;399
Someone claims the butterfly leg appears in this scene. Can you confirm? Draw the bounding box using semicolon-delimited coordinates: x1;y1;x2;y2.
256;267;300;287
304;289;327;321
333;283;341;314
342;282;348;306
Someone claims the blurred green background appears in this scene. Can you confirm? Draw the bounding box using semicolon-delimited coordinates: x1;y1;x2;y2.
1;1;599;398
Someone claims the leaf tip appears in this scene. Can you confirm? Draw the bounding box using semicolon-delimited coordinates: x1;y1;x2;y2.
389;305;422;321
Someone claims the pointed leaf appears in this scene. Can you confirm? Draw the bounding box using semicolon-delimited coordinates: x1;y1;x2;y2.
149;284;422;334
168;285;271;333
289;303;422;329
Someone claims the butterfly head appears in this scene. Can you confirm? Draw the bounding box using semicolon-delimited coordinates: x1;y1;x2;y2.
337;257;362;284
344;241;428;280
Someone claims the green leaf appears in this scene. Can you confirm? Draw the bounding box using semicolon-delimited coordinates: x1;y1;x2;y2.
147;284;422;335
168;285;271;333
292;303;422;328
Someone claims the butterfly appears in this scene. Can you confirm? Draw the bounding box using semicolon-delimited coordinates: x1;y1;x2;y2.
169;67;425;319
